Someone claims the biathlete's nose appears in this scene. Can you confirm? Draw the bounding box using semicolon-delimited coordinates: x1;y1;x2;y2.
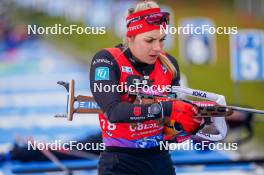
153;41;162;52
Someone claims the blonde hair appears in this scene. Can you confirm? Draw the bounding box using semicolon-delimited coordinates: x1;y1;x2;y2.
125;0;177;78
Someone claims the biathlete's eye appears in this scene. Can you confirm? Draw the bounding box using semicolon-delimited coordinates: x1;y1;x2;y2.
145;39;153;43
160;38;166;42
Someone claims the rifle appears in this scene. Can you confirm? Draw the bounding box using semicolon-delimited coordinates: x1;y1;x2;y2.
55;79;264;121
55;79;264;141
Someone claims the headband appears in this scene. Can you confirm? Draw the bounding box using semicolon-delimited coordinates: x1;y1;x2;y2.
126;8;168;36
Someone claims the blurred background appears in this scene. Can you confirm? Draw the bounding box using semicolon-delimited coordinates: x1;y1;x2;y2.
0;0;264;174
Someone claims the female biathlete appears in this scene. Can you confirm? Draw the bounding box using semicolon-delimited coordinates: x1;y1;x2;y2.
90;1;203;175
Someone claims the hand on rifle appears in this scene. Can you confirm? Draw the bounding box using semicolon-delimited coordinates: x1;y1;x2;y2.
169;100;202;134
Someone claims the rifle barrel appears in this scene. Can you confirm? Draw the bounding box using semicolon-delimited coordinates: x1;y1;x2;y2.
227;106;264;115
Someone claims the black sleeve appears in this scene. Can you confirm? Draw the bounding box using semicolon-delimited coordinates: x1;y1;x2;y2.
166;53;181;86
90;49;165;123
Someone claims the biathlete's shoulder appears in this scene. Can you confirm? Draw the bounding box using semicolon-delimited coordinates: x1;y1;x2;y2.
162;52;181;85
164;53;179;65
91;48;121;79
161;52;180;70
91;48;119;67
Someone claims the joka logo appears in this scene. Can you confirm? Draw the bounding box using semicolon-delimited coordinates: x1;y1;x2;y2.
133;107;141;116
95;67;109;80
192;91;207;98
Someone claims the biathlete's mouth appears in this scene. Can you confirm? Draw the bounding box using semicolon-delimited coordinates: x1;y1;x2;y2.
149;54;158;58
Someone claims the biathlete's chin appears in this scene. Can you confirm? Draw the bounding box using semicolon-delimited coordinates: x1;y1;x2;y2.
146;56;158;64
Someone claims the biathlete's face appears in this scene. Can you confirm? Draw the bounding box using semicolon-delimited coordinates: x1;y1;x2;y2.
128;29;166;64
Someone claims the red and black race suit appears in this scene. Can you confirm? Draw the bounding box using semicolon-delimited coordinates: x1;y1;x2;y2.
90;44;180;148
